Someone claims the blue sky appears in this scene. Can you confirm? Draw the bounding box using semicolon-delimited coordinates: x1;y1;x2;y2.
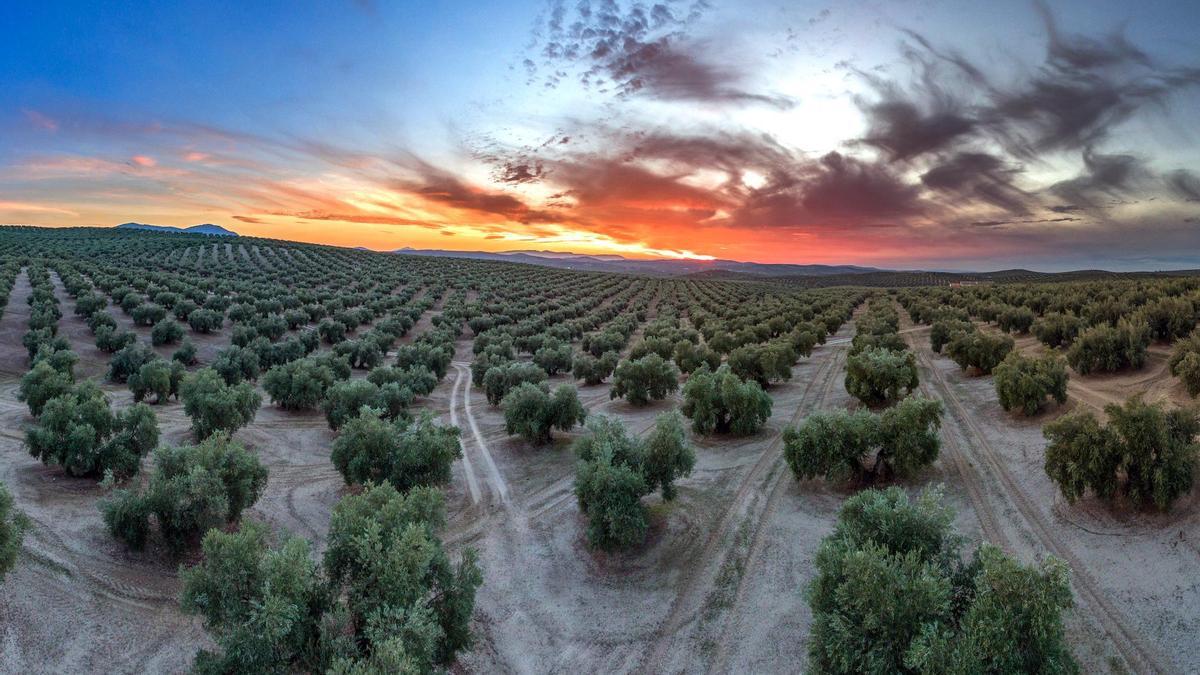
2;0;1199;270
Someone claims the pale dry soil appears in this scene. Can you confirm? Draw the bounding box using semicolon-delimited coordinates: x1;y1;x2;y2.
0;283;1197;673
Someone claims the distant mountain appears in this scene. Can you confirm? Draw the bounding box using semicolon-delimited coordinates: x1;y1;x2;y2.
116;222;238;237
392;248;882;277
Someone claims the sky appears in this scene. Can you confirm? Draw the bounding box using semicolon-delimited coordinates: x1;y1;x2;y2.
2;0;1199;271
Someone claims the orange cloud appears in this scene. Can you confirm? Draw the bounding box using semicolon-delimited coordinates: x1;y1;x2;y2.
130;155;157;167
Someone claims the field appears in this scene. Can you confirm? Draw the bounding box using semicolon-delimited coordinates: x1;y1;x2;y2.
1;226;1199;673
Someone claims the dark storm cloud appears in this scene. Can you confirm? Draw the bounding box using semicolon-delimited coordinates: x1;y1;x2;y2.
1049;147;1149;207
920;152;1033;214
530;0;790;107
388;157;560;224
858;2;1200;163
1168;170;1200;202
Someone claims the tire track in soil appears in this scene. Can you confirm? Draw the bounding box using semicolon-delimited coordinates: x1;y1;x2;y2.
453;362;511;506
639;330;851;674
703;344;848;674
903;328;1011;550
449;364;483;505
915;340;1168;674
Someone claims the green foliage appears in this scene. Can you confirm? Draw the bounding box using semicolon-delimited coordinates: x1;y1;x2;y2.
131;302;167;326
0;481;29;582
844;346;919;405
808;487;1076;674
101;432;267;552
331;409;461;490
1138;296;1196;341
502;382;586;444
262;357;337;410
681;364;772;435
187;308;223;333
323;379;384;430
784;397;943;483
572;350;618;384
172;337;198;365
333;338;384;370
571;415;662;550
1065;320;1150;375
18;358;75;416
151;318;184;346
394;342;452;380
641;411;695;501
610;353;679;405
929;319;973;354
672;339;721;374
993;351;1068;416
849;331;907;356
181;368;261;439
996;305;1036;334
25;382;159;479
483;361;548;405
728;341;796;386
1168;329;1200;396
945;330;1014;375
95;325;136;353
128;358;186;404
533;338;573;375
366;366;433;396
180;484;482;673
1032;312;1083;349
107;341;158;383
1044;397;1198;510
212;344;261;384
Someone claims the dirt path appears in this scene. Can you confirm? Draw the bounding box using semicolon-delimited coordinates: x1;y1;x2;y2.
452;361;511;506
913;326;1168;673
641;316;855;673
448;366;483;505
703;342;849;673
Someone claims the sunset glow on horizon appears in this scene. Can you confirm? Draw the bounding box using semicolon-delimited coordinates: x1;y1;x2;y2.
2;1;1199;270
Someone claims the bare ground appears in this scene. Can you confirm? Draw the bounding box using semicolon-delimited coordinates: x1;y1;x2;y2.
1;282;1199;673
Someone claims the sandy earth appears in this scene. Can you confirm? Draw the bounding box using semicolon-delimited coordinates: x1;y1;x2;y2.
1;270;1198;673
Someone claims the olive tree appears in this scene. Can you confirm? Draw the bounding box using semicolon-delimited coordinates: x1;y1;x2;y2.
784;396;943;484
179;483;481;673
572;351;618;385
262;357;338;410
331;409;461;490
681;364;772;435
129;358;186;404
1044;397;1197;510
808;487;1076;674
929;319;973;354
641;411;695;501
1168;329;1200;396
573;416;650;550
483;361;548;405
1065;320;1149;375
1032;312;1082;349
180;368;261;439
25;382;159;479
101;432;268;552
533;338;573;375
610;353;679;406
945;330;1014;375
18;358;75;417
844;347;919;406
993;351;1068;416
150;318;184;346
728;342;796;386
502;382;586;444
